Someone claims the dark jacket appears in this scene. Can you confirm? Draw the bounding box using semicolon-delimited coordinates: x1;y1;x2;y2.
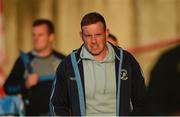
4;50;65;115
50;44;146;116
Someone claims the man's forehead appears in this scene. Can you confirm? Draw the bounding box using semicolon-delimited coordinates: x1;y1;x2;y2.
82;22;105;32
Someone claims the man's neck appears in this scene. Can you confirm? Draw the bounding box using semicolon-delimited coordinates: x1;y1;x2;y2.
33;48;53;57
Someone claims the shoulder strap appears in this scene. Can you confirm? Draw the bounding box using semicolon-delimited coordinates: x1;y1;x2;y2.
20;50;33;74
70;52;85;116
116;48;123;116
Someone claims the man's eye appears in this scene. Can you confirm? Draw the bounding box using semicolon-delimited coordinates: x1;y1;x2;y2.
84;35;92;39
86;35;91;37
96;34;102;36
95;34;104;38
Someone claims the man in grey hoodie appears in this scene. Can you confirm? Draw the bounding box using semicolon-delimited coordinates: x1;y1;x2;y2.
50;12;146;116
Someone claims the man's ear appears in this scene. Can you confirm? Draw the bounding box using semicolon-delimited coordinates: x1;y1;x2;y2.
80;31;84;42
49;34;54;42
106;28;109;41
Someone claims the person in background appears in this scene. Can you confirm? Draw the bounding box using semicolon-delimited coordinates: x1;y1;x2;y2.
107;33;118;46
50;12;146;116
3;19;65;115
145;44;180;115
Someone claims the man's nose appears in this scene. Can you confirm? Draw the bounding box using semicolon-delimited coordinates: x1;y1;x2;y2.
91;35;97;42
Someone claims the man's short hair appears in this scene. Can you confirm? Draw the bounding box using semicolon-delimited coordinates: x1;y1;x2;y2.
33;19;54;34
80;12;106;30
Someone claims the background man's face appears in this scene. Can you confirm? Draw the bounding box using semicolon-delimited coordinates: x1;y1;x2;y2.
32;24;52;52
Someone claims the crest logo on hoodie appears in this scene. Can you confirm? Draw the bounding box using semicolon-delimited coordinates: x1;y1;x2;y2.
121;69;128;80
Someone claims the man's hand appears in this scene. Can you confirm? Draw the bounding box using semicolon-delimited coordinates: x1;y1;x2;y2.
25;73;39;89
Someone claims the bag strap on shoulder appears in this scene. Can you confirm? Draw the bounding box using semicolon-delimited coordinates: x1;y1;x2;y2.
20;50;33;74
